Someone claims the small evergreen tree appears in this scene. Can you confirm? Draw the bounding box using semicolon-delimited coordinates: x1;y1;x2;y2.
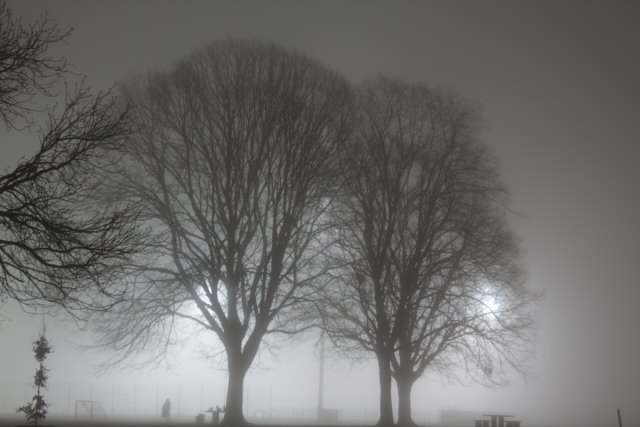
17;331;52;426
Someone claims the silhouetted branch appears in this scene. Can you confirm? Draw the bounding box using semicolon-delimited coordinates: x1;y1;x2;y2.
0;1;70;130
0;2;148;315
319;77;539;426
91;40;352;426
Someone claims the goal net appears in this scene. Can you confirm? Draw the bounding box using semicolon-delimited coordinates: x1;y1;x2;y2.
75;400;106;418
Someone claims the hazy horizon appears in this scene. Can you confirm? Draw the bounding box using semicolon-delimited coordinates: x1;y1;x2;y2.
2;1;639;427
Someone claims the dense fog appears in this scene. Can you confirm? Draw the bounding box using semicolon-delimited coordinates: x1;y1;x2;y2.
2;1;639;427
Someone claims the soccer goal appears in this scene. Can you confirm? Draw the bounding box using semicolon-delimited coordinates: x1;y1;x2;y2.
75;400;106;419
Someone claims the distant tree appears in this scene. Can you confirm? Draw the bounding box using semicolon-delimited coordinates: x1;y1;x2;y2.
0;1;146;315
93;40;352;426
320;77;538;426
18;328;52;426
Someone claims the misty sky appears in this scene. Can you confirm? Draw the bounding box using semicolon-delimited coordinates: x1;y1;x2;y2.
1;1;639;426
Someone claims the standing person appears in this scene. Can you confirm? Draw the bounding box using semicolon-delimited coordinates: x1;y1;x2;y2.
161;398;171;422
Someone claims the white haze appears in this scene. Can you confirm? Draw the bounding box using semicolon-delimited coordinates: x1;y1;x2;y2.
0;301;542;424
2;1;640;426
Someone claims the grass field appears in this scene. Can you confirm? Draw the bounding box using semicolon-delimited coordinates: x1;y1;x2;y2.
0;418;574;427
0;419;386;427
0;414;568;427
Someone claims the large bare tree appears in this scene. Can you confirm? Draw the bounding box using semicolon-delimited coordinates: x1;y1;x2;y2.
95;40;352;425
0;1;145;315
321;78;538;426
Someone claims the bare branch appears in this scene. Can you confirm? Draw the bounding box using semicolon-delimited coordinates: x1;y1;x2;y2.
91;40;352;425
0;2;148;316
319;77;539;425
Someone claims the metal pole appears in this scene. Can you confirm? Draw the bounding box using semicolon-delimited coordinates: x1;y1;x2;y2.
317;334;324;414
617;408;622;427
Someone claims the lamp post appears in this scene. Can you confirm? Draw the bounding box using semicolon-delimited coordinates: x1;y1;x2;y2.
317;333;325;415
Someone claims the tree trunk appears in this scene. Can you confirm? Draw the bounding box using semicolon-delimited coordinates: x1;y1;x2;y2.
222;347;248;426
396;375;416;427
376;355;394;426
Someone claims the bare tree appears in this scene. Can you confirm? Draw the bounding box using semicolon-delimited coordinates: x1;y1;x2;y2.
0;1;68;130
319;88;403;424
0;1;146;315
95;40;352;425
321;78;538;426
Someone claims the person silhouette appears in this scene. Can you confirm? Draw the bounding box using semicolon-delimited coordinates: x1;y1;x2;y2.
161;398;171;422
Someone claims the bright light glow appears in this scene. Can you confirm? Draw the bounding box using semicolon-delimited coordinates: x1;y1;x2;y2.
483;295;500;313
186;279;226;318
481;287;501;315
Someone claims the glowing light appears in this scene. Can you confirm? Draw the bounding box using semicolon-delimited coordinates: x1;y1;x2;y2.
483;295;500;313
186;279;226;318
481;287;500;315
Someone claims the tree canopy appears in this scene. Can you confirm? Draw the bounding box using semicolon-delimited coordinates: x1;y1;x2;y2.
94;39;353;425
0;0;146;315
320;78;538;426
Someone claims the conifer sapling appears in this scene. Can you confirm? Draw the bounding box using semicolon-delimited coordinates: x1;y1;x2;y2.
18;331;52;426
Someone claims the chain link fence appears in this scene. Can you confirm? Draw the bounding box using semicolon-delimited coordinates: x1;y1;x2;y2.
1;382;227;422
1;381;438;424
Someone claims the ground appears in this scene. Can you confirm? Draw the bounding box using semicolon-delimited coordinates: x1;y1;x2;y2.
0;418;388;427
